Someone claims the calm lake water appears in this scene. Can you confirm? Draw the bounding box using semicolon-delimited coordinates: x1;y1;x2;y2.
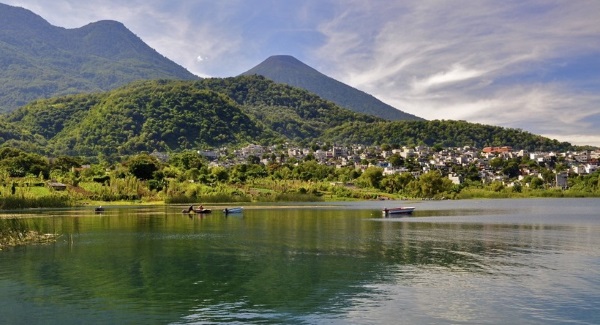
1;198;599;324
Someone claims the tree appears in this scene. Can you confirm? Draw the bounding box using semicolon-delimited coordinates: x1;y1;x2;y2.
125;154;160;180
388;154;404;168
247;155;260;165
304;153;315;161
530;177;544;189
490;157;504;170
51;155;83;172
168;151;205;170
356;167;384;189
211;166;229;183
407;170;453;198
502;161;520;179
381;172;414;193
0;148;50;178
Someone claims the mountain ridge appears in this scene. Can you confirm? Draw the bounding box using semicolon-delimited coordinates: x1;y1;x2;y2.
241;55;423;121
0;3;198;113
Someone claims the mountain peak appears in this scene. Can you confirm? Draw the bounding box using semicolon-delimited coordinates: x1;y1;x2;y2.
266;54;301;62
242;56;423;121
0;3;198;113
77;20;129;33
0;3;53;32
264;55;306;65
255;55;321;76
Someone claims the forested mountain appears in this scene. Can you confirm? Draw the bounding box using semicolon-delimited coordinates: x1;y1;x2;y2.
0;118;47;152
0;3;197;113
7;80;270;156
322;120;572;152
2;76;575;156
5;76;380;155
241;55;423;121
196;75;381;141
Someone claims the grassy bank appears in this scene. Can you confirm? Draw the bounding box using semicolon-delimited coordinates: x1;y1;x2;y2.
0;195;73;210
1;178;599;211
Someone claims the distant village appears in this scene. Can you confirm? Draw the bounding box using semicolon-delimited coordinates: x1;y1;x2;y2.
152;144;600;189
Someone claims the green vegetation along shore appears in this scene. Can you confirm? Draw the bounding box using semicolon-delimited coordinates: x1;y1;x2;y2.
1;147;599;213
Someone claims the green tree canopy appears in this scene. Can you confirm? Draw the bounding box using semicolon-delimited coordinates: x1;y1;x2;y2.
125;154;160;180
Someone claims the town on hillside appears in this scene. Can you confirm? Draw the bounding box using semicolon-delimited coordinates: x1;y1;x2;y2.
151;144;600;190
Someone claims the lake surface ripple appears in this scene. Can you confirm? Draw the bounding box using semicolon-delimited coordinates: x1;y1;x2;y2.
1;198;599;324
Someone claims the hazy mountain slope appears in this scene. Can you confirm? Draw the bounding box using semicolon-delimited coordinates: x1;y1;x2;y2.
0;3;198;113
241;55;423;121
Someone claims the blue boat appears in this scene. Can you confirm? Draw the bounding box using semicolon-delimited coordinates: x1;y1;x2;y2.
223;207;243;214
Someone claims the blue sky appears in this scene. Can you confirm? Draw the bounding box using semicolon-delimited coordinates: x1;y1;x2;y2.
4;0;600;146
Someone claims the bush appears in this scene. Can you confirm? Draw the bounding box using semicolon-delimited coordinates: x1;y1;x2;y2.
92;175;110;184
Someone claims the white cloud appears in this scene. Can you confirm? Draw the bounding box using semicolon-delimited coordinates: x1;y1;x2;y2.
411;64;486;94
314;0;600;146
3;0;600;146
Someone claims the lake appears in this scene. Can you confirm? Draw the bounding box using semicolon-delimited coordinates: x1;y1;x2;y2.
1;198;599;324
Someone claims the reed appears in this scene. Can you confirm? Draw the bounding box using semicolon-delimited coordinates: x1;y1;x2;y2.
257;192;324;202
0;195;72;210
0;218;59;249
165;192;252;204
199;193;252;203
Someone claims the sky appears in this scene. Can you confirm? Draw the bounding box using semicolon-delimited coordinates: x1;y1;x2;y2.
4;0;600;147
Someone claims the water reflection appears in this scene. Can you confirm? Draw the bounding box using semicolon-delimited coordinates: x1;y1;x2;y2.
0;200;599;324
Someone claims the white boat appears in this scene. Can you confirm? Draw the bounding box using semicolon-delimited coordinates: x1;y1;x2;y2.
382;207;415;216
223;207;243;214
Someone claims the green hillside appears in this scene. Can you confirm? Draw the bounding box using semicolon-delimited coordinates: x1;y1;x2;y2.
3;76;577;156
0;3;197;113
0;118;47;152
322;120;573;151
41;81;270;156
5;76;379;155
197;75;381;141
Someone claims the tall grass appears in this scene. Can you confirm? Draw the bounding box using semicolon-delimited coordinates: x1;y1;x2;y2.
0;195;72;210
165;193;252;204
257;192;324;202
165;182;252;203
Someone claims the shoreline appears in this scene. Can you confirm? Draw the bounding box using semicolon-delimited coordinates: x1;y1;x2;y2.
1;195;598;216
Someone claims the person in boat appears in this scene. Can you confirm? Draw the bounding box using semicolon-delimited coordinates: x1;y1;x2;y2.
198;205;203;211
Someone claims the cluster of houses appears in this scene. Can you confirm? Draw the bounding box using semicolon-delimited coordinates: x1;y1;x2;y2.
182;144;599;189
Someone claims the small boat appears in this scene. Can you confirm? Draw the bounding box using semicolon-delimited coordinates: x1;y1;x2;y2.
223;207;243;214
383;207;415;216
95;206;104;212
182;206;211;214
